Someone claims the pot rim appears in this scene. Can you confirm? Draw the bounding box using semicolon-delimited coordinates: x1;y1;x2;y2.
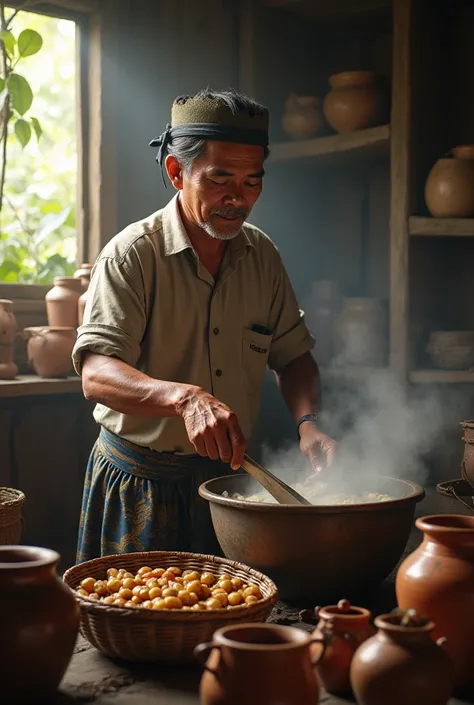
318;604;371;620
374;613;434;633
0;298;14;306
0;544;59;569
416;514;474;533
213;623;310;651
24;325;76;332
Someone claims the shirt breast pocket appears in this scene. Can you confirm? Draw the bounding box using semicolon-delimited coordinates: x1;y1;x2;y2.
242;327;273;398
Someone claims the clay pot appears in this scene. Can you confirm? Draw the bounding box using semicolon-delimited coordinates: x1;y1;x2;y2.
427;330;474;370
0;488;25;545
396;514;474;695
425;149;474;218
323;71;382;134
24;326;76;378
78;289;89;326
306;280;342;366
0;298;18;379
45;276;83;328
0;545;79;705
460;420;474;489
333;297;386;366
74;263;93;291
310;599;374;695
194;623;322;705
282;94;324;140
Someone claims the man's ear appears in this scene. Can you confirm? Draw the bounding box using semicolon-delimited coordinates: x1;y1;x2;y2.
165;154;184;190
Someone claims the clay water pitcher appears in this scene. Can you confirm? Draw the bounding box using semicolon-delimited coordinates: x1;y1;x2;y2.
0;545;79;705
78;288;89;326
194;623;322;705
0;298;18;379
350;610;453;705
425;146;474;217
333;297;386;366
282;94;323;140
323;71;382;133
45;276;83;328
24;326;76;378
73;262;93;291
396;514;474;695
306;280;342;365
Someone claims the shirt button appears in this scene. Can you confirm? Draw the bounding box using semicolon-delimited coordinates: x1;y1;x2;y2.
215;369;223;377
213;327;220;335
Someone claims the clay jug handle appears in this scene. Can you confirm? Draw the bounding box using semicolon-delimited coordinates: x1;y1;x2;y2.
436;637;448;649
310;632;330;665
193;641;221;673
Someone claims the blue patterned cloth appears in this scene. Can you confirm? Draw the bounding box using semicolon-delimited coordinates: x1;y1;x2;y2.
76;428;230;563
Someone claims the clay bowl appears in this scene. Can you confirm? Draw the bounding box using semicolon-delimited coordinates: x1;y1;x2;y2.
199;475;424;604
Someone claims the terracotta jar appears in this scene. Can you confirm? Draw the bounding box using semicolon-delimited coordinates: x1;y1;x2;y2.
0;545;79;705
74;262;93;291
282;94;324;140
333;297;386;366
78;289;89;326
0;488;25;545
194;623;322;705
350;611;453;705
310;599;374;695
396;514;474;695
24;326;76;378
45;276;83;328
460;420;474;488
425;148;474;218
306;280;342;366
0;298;18;379
323;71;382;134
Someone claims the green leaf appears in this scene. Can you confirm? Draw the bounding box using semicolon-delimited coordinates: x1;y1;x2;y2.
18;29;43;58
0;30;16;58
36;207;71;243
0;77;5;94
30;116;42;141
14;118;31;148
7;73;33;115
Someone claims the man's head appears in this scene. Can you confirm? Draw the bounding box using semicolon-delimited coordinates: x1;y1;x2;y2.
151;88;270;240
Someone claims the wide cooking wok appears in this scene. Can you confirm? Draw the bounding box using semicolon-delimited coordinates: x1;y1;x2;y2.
199;474;424;604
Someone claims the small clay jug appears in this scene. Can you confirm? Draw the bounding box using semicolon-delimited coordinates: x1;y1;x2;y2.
333;297;386;366
45;276;83;328
323;70;382;133
74;262;93;291
310;599;374;695
306;280;342;365
425;148;474;218
24;326;76;378
282;94;323;140
350;610;454;705
0;298;18;379
396;514;474;695
78;288;89;326
0;545;79;705
194;623;323;705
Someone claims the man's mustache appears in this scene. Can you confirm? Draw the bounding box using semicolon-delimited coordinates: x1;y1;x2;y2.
211;207;247;219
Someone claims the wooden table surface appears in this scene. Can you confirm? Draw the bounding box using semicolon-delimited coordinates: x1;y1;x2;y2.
52;487;474;705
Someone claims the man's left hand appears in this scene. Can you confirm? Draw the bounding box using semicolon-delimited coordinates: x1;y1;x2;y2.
299;423;336;473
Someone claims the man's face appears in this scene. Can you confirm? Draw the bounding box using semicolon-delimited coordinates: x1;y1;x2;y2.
170;140;265;240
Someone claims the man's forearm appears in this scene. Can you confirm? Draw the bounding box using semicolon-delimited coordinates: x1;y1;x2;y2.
273;351;321;423
81;352;195;418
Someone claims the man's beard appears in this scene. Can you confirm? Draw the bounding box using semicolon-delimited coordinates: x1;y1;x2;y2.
200;206;248;241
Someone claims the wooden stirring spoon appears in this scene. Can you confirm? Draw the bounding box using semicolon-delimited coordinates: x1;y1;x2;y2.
240;454;312;506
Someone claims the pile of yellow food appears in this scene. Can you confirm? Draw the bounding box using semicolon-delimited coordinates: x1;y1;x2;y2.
75;565;263;611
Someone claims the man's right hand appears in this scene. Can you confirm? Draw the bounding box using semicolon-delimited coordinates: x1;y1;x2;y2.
177;387;245;470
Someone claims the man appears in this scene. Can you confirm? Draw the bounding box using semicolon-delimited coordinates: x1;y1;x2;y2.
73;88;335;562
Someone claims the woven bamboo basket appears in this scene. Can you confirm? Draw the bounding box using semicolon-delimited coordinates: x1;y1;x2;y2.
63;550;278;663
0;487;25;545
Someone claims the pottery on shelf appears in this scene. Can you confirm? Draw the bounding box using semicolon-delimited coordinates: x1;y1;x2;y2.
45;277;83;328
0;298;18;380
396;514;474;695
350;610;454;705
194;623;322;705
427;330;474;370
24;326;76;378
282;94;324;140
460;420;474;488
425;147;474;218
73;263;93;291
323;70;382;134
0;487;25;545
333;297;386;366
306;280;342;366
0;545;79;705
78;289;89;326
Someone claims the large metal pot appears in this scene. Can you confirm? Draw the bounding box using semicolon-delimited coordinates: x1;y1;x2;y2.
199;475;424;604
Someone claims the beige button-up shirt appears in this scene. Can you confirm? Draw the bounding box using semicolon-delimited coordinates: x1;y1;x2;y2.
73;194;315;453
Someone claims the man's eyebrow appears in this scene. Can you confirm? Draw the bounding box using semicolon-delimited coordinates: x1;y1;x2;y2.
208;168;265;178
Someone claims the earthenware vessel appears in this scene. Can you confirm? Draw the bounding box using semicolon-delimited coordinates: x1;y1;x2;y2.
323;70;382;133
0;545;79;705
78;289;89;326
396;515;474;695
45;276;83;328
282;94;323;140
306;280;342;365
24;326;76;378
350;610;453;705
73;262;93;290
194;623;322;704
333;297;386;366
0;488;25;545
0;298;18;379
425;148;474;217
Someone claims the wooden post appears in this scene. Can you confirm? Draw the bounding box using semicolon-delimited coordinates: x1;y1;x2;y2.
239;0;258;97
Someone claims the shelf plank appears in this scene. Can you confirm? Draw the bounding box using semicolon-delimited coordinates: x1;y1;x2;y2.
409;217;474;237
269;125;390;165
0;375;83;399
410;370;474;384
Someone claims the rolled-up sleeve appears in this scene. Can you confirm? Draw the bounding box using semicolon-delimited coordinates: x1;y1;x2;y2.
267;252;315;372
72;256;147;375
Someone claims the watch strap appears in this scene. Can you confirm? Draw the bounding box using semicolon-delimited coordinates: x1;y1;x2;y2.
296;413;319;439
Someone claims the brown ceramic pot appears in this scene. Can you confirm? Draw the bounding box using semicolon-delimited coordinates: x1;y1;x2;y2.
45;276;83;328
0;545;79;705
24;326;76;378
78;288;89;326
323;70;382;134
350;612;454;705
396;514;474;695
460;420;474;489
282;94;324;140
0;488;25;545
306;280;342;366
194;623;322;705
0;298;18;379
74;262;93;291
333;297;386;366
310;599;374;695
425;150;474;218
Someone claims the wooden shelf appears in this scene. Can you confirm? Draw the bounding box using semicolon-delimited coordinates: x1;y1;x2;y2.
410;370;474;384
269;124;390;165
409;217;474;237
0;375;83;399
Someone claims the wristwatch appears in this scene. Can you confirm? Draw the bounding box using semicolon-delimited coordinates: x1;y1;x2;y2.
296;413;319;439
